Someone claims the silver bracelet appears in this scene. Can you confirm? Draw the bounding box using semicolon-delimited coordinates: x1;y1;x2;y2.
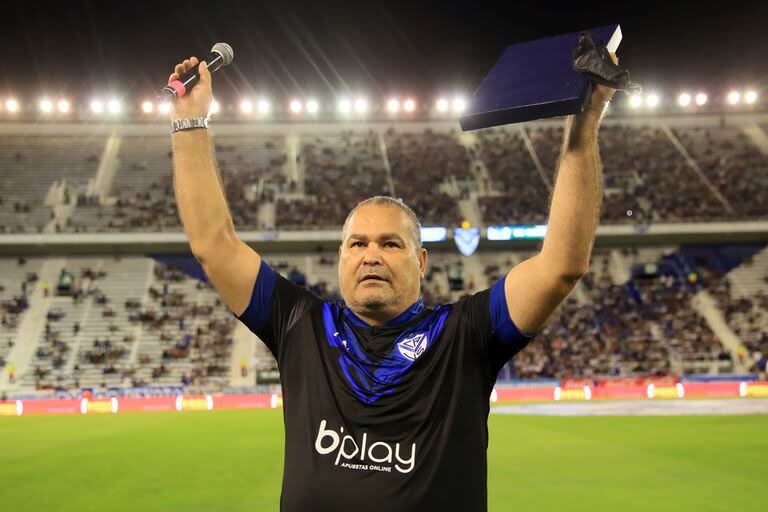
170;116;209;133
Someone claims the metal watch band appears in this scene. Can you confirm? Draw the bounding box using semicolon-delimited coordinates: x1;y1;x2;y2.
170;116;209;133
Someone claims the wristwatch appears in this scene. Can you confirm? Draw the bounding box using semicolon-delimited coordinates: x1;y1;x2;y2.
171;116;209;133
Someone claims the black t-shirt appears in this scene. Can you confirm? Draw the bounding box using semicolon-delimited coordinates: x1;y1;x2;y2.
235;261;535;512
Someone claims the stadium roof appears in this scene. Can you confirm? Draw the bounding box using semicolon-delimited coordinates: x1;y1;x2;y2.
2;0;767;102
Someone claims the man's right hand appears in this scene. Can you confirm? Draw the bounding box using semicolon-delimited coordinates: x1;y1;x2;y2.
167;56;213;121
168;54;262;318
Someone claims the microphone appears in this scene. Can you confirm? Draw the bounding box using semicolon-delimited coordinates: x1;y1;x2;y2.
158;42;234;103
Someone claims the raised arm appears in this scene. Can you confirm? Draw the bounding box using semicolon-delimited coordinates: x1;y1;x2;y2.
169;56;261;316
503;55;618;335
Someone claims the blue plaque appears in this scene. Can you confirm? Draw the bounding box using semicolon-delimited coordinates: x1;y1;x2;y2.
459;24;622;131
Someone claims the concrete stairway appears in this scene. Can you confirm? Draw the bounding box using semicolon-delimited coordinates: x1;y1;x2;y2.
743;122;768;156
90;134;122;201
609;249;632;285
728;246;768;299
691;290;749;373
229;324;257;387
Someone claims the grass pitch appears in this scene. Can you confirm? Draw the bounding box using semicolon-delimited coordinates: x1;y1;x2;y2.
1;409;764;511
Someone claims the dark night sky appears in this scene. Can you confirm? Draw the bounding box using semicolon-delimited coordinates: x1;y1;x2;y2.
2;0;766;102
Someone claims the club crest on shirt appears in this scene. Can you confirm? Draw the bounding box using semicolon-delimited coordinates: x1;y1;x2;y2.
397;333;429;361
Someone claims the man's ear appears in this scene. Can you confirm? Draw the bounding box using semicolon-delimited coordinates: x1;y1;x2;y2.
419;248;428;278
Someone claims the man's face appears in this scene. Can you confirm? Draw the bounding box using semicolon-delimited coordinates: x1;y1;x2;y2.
338;204;427;316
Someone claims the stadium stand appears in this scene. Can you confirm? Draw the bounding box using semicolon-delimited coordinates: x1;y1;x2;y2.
0;118;761;233
0;135;106;234
0;258;43;371
70;134;287;233
10;257;235;391
1;242;766;391
673;126;768;219
277;132;390;228
1;115;767;393
385;128;472;226
475;127;550;226
527;124;731;224
685;245;768;372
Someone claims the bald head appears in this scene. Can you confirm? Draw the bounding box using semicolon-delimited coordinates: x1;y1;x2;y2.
341;196;422;252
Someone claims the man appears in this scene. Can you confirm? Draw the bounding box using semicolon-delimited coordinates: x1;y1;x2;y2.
169;55;615;511
6;361;15;384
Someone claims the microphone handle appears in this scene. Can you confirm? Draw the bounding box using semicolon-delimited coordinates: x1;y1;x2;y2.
159;51;225;102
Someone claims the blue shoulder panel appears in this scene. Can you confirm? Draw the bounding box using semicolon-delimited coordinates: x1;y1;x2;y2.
490;276;537;346
234;260;277;333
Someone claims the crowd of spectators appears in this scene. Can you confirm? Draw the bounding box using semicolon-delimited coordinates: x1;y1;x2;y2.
512;248;734;379
0;258;34;370
216;138;290;230
729;288;768;366
68;137;288;233
514;277;673;379
530;125;731;224
8;244;767;391
21;259;236;391
474;128;550;225
527;126;563;179
277;132;390;228
130;263;235;387
699;252;768;375
385;128;471;225
638;273;731;366
4;123;767;234
29;264;123;390
673;127;768;219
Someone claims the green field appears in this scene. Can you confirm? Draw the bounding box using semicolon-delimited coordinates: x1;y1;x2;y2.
1;409;765;511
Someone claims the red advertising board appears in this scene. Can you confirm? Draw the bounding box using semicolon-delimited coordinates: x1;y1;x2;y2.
0;393;282;416
1;382;766;417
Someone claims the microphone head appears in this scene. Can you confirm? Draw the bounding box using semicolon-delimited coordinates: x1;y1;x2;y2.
211;42;234;66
